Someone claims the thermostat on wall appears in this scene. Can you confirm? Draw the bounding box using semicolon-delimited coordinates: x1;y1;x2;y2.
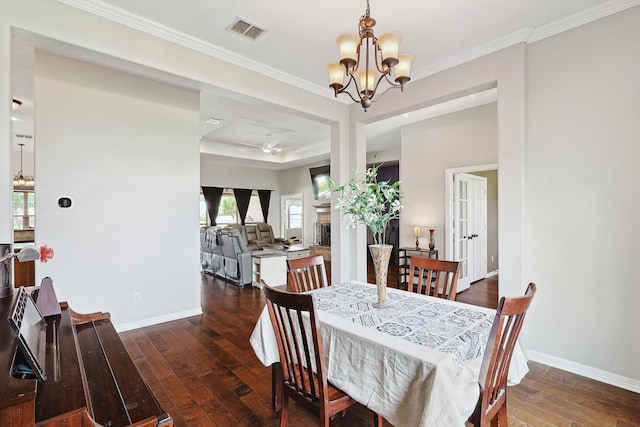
58;197;72;208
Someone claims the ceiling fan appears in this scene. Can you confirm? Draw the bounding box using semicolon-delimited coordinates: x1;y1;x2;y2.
235;135;289;154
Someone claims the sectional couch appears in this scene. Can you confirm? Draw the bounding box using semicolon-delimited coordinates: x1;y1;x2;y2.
200;223;287;286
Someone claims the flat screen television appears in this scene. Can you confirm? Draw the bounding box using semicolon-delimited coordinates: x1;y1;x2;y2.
309;165;331;201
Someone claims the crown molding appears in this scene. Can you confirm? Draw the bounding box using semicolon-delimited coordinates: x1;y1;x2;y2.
412;0;640;80
528;0;640;43
59;0;640;93
411;27;534;82
57;0;332;98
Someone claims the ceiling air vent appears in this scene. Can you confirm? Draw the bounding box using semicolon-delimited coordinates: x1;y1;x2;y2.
227;17;266;40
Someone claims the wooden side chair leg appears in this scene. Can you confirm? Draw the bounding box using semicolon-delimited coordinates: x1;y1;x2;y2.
497;404;508;426
272;363;282;412
279;393;289;427
374;413;384;427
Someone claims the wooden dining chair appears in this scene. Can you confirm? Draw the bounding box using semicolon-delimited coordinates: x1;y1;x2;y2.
468;282;537;427
262;281;383;427
408;256;460;300
287;255;329;293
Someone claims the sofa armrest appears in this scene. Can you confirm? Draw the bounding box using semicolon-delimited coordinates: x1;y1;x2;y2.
246;242;260;251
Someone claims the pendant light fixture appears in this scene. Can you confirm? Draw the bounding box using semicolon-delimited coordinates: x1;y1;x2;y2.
13;143;34;187
327;0;414;111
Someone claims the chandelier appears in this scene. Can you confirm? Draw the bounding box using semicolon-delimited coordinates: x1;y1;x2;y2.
13;143;34;187
327;0;414;111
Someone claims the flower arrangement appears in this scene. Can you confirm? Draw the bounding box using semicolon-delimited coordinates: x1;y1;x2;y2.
39;245;54;263
332;164;402;245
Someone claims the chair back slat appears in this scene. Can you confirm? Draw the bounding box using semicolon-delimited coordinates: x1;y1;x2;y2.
471;283;537;426
288;255;329;293
408;257;460;300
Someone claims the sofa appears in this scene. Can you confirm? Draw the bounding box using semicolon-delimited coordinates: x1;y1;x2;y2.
200;223;288;286
240;223;289;250
200;226;253;286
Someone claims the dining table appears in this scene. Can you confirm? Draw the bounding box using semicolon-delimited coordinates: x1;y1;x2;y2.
250;281;529;427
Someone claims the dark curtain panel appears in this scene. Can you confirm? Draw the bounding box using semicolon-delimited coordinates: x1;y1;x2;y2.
258;190;272;222
202;186;224;226
234;188;252;225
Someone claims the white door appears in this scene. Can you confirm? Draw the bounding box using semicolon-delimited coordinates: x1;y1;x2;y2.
452;173;487;292
281;193;303;244
471;178;487;282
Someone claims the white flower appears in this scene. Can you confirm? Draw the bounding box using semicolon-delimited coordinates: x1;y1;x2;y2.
332;164;402;245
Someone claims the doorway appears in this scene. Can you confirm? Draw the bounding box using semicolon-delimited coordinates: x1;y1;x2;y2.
281;193;303;244
445;165;498;293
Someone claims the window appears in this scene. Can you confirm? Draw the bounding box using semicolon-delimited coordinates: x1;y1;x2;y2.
245;192;265;224
286;202;302;229
13;190;35;230
216;192;238;224
199;192;208;226
200;189;266;225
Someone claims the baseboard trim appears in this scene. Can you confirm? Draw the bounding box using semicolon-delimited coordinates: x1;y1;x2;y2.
485;270;499;278
527;350;640;393
114;307;203;333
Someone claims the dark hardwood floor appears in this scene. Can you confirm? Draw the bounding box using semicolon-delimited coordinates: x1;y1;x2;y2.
120;267;640;426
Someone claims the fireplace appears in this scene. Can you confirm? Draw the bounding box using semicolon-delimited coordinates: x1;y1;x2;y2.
310;204;331;261
315;223;331;246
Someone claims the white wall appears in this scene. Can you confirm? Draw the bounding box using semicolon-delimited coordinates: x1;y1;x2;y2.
34;51;202;328
525;6;640;384
401;103;498;252
200;158;281;234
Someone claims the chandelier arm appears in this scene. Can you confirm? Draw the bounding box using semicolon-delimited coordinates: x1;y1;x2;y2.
368;83;402;106
338;73;365;104
373;42;390;74
382;73;403;88
338;88;362;105
353;43;363;73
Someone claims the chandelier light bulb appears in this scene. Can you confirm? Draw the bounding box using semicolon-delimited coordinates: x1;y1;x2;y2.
377;32;402;67
337;33;360;68
395;53;415;83
327;62;345;89
358;70;377;96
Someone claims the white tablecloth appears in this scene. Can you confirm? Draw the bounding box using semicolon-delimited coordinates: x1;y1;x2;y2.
250;281;528;427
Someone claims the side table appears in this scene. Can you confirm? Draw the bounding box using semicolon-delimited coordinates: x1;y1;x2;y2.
251;252;287;288
397;247;439;290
